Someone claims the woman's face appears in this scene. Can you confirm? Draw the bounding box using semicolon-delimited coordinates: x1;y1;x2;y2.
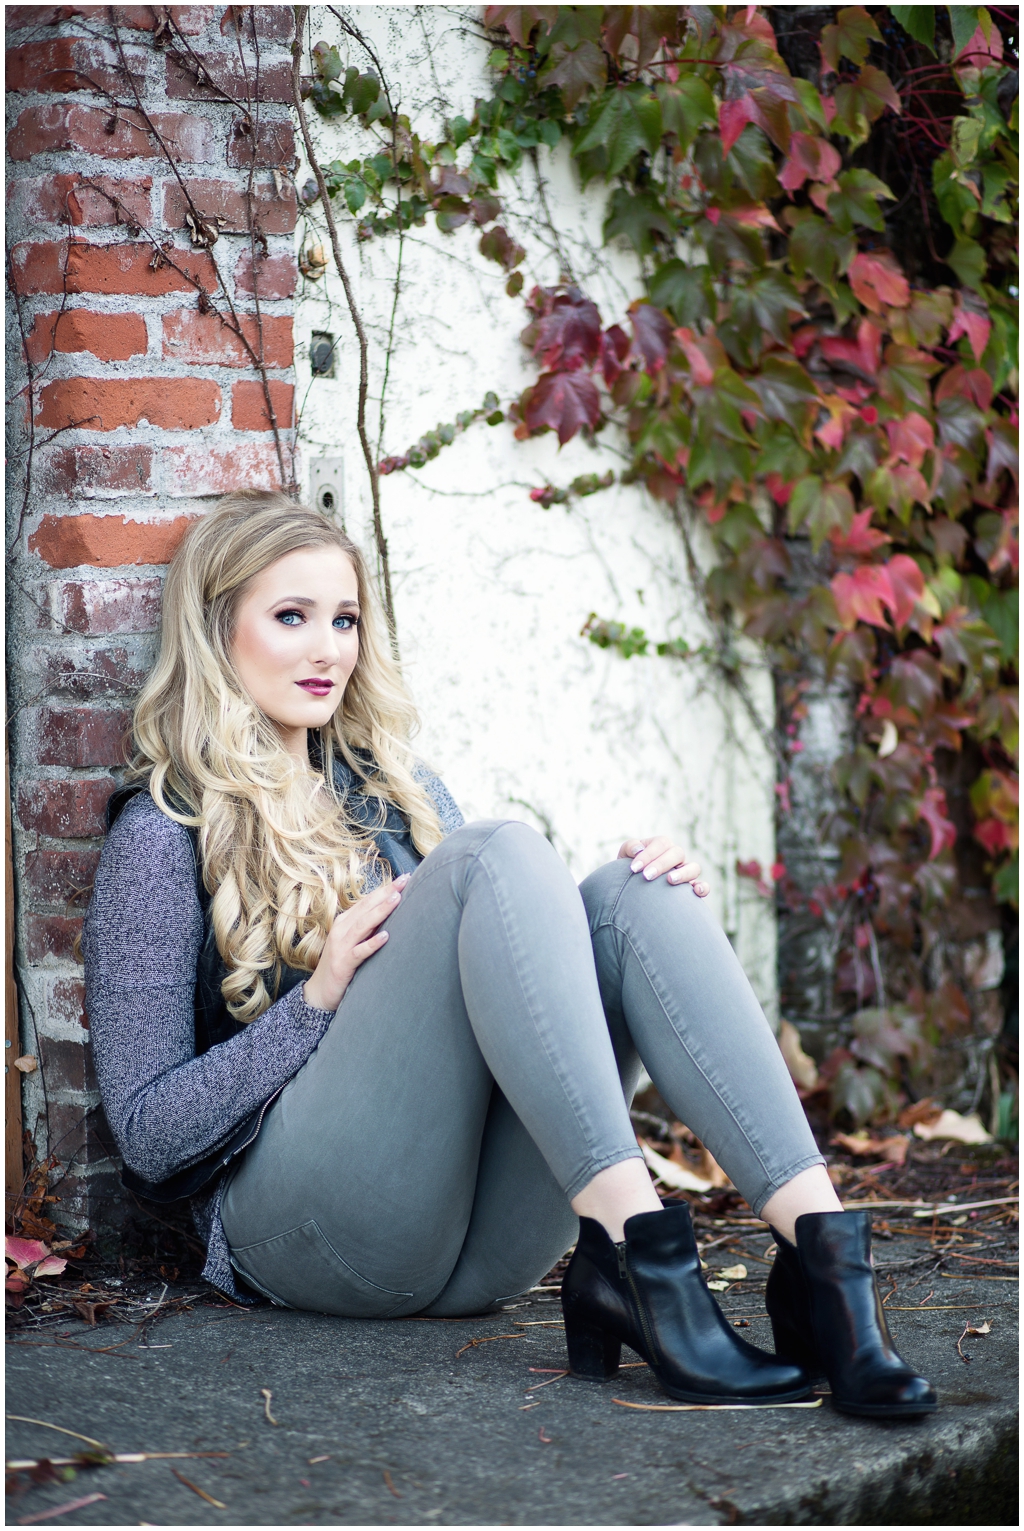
229;545;360;760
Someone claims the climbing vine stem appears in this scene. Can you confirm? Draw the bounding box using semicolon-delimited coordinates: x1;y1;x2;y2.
291;4;396;644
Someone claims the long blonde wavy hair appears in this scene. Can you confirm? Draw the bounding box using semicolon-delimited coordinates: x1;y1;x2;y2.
129;490;443;1021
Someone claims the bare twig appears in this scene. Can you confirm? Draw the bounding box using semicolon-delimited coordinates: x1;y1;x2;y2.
291;6;396;641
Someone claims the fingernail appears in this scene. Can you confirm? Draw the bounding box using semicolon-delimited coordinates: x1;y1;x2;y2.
643;867;655;880
630;858;643;873
668;871;679;884
379;930;388;940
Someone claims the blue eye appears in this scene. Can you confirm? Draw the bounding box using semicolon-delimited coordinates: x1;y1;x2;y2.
334;614;359;630
277;610;304;626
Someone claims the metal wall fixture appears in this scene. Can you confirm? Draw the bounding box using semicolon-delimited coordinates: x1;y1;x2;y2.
310;457;345;521
310;331;337;378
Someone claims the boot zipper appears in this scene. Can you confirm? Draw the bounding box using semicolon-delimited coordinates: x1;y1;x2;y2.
615;1241;657;1359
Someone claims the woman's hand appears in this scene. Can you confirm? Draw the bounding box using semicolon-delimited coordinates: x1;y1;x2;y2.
303;874;410;1012
618;837;710;897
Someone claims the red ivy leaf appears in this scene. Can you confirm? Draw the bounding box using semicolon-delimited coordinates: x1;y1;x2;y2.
524;370;601;444
719;95;757;157
674;325;726;387
947;298;992;362
778;131;842;192
886;412;934;469
484;5;557;46
479;225;526;271
601;324;630;386
831;563;895;629
918;786;957;860
848;251;910;313
530;288;602;371
628;300;672;374
935;363;994;411
819;318;883;379
887;552;926;628
830;508;892;557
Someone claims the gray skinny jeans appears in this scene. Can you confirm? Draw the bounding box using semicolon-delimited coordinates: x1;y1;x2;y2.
221;820;823;1317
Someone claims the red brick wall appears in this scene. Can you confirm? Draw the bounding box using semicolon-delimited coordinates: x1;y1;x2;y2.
6;4;299;1231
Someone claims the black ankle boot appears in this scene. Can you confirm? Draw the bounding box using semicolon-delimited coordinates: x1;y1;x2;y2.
561;1202;810;1405
766;1211;937;1418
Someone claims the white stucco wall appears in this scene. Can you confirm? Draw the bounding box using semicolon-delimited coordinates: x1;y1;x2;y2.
294;6;780;1020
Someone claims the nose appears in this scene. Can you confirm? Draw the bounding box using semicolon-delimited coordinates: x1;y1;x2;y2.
307;617;349;667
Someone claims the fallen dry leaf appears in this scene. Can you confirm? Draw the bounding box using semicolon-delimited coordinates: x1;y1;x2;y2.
913;1110;993;1145
965;1321;992;1336
639;1139;712;1194
897;1098;942;1129
778;1020;818;1092
697;1147;733;1189
706;1279;731;1292
831;1131;909;1165
719;1264;748;1281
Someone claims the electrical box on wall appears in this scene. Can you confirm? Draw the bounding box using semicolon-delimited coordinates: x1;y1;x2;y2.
310;458;344;522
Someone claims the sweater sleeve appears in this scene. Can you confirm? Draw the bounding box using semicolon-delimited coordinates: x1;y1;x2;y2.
83;795;336;1185
414;764;465;835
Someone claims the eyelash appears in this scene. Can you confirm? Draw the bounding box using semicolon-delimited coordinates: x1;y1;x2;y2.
276;610;359;630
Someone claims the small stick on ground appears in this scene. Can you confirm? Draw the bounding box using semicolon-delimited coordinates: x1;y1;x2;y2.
5;1417;109;1451
455;1333;526;1358
956;1323;973;1363
171;1467;227;1509
383;1469;402;1498
260;1388;278;1425
17;1492;107;1525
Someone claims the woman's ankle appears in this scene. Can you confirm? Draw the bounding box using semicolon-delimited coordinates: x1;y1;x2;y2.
571;1157;663;1243
760;1165;844;1247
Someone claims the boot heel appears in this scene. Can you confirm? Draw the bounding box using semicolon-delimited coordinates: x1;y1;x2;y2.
564;1318;621;1380
769;1315;819;1373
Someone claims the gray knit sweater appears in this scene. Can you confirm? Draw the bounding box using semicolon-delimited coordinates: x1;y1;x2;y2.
83;772;464;1299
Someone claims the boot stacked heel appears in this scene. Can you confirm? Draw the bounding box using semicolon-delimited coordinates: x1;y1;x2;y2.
766;1212;937;1418
561;1201;810;1406
563;1318;622;1380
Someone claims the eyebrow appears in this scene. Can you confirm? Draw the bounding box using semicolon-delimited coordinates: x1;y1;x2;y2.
272;596;360;610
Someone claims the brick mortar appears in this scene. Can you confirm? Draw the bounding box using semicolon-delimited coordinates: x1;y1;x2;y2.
7;3;298;1229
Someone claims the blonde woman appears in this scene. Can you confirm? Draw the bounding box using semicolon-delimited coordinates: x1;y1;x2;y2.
84;491;935;1416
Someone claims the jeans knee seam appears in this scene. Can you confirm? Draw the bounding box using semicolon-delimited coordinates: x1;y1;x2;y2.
472;850;620;1187
612;924;780;1187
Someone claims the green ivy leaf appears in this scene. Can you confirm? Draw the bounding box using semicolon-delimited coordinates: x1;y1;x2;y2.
721;274;804;366
948;4;983;59
656;75;717;157
727;124;780;202
821;6;883;71
826;168;895;233
347;72;381;117
834;65;901;135
890;6;936;50
603;187;676;255
932;150;980;237
788;212;855;290
791;77;829;132
750;354;819;431
647;260;714;326
946;236;988;290
574;85;663;179
344;179;367;214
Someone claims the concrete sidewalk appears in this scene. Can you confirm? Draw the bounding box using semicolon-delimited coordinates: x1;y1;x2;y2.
6;1234;1018;1526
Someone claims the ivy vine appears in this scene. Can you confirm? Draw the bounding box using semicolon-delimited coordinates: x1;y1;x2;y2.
301;5;1018;1134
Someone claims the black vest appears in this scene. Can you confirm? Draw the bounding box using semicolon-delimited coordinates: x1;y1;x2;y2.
104;763;423;1203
